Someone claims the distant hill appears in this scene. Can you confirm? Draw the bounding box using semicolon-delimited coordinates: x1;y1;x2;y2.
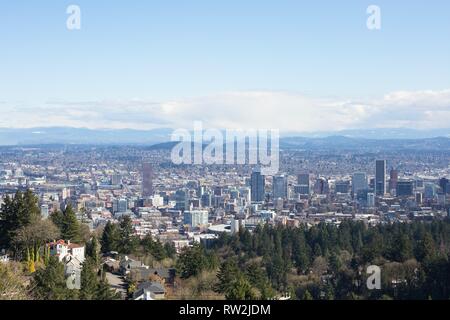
280;136;450;151
0;127;449;149
0;127;173;146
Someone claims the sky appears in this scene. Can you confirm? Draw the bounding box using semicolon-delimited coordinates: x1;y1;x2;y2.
0;0;450;132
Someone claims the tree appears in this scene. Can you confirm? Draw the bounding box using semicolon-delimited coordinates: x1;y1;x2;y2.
0;190;41;251
215;259;240;294
164;242;176;259
61;205;81;242
13;219;60;270
177;244;209;279
392;234;413;262
141;234;166;260
80;257;99;300
86;236;101;267
31;256;74;300
79;257;121;300
96;276;121;300
118;216;139;254
415;232;436;262
101;221;120;253
225;275;255;300
245;262;275;299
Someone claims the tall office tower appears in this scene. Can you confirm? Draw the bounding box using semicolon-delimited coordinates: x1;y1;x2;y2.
314;177;329;195
214;186;223;196
375;160;387;196
439;178;449;194
273;174;288;199
424;183;436;200
396;180;414;197
239;187;251;204
335;181;350;194
197;185;206;197
175;189;190;211
367;193;375;207
352;172;368;194
229;189;240;200
142;162;154;197
201;193;212;208
416;192;423;205
251;167;265;202
113;198;128;213
298;173;310;186
389;168;399;194
296;173;310;195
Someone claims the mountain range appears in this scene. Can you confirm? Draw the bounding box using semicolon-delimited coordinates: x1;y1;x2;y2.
0;127;449;149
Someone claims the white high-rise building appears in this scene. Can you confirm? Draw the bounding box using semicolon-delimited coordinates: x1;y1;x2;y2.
367;193;375;207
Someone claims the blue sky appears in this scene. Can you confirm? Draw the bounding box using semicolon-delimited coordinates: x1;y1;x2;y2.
0;1;450;131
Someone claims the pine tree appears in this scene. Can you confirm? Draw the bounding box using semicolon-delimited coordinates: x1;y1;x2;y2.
86;236;101;267
177;243;208;279
118;215;138;254
96;277;121;300
101;221;120;253
61;205;81;242
80;257;99;300
31;256;72;300
0;190;41;251
215;259;240;294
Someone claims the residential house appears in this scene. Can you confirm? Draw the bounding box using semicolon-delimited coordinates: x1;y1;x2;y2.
132;281;166;300
119;256;146;275
47;240;86;290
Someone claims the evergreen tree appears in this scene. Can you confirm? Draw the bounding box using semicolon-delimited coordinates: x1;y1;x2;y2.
80;257;99;300
61;205;81;242
225;275;255;300
0;190;41;251
177;243;209;279
101;221;120;253
216;259;240;294
118;216;139;254
86;236;101;267
31;256;73;300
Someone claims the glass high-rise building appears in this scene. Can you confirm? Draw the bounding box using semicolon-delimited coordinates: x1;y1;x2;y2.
297;173;310;186
389;168;399;194
142;162;154;197
352;172;367;194
251;167;265;202
296;173;310;195
397;180;414;197
375;160;386;196
273;174;288;199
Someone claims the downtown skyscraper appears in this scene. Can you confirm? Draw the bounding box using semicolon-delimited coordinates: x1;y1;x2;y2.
272;174;288;199
142;162;154;197
251;167;265;203
375;160;386;196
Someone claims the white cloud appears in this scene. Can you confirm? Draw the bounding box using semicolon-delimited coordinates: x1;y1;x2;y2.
0;89;449;132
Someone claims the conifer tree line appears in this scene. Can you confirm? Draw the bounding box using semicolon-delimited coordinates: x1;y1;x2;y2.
0;190;119;300
1;189;449;300
174;220;450;300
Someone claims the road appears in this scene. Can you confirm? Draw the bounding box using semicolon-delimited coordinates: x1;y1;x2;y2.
105;272;127;299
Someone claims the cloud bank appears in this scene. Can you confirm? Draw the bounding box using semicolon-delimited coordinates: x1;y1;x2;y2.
1;89;450;132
